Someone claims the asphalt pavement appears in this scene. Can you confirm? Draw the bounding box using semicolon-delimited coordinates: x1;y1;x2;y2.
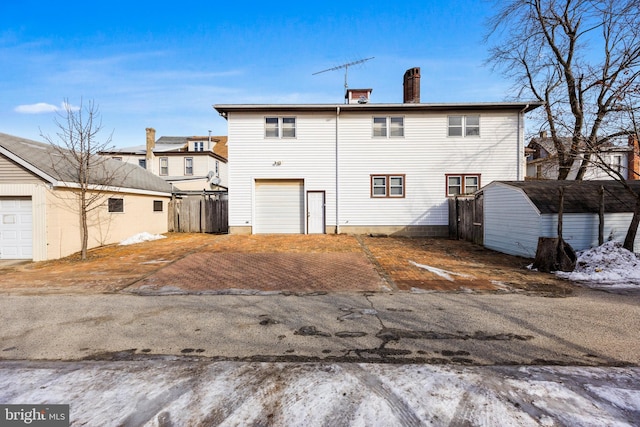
1;288;638;366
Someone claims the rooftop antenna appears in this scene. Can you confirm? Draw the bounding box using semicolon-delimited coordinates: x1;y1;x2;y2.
313;57;375;92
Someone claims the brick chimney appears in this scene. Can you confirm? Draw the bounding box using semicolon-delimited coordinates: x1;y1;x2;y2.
403;67;421;103
145;127;155;171
628;134;639;180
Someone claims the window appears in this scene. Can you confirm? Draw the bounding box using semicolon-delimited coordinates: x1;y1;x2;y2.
373;117;404;138
448;115;480;137
153;200;163;212
194;141;204;152
611;155;622;173
446;174;481;196
108;198;124;213
215;160;219;175
185;157;193;175
159;157;168;176
265;117;296;138
373;117;387;137
138;159;146;169
371;174;405;198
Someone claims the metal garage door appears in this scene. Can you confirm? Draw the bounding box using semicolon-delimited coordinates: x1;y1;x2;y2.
0;197;33;259
255;179;304;233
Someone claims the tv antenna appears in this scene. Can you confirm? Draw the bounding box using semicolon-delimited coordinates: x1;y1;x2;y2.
313;57;374;90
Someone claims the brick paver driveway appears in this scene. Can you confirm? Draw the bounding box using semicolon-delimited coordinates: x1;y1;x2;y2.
0;233;571;295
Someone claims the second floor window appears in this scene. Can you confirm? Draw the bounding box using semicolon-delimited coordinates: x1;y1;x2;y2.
185;157;193;175
159;157;168;176
265;117;296;138
373;117;404;138
194;142;204;152
448;115;480;137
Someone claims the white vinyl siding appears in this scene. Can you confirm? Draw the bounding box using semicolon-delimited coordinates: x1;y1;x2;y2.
483;183;541;258
227;111;337;231
227;109;522;232
255;179;304;233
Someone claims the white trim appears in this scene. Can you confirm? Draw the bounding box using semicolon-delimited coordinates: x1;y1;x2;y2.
0;146;57;184
55;181;171;197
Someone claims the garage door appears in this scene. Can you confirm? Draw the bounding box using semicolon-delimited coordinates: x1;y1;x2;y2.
255;179;304;233
0;197;33;259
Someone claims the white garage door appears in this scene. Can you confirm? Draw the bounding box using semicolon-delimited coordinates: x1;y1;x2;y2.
0;197;33;259
255;179;304;234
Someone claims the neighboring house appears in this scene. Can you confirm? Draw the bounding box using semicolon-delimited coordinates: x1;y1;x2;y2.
525;132;639;180
482;180;640;258
215;67;542;236
0;132;172;261
100;128;228;193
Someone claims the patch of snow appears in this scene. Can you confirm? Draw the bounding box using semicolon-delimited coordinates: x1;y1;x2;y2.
556;241;640;288
409;261;475;281
119;232;167;246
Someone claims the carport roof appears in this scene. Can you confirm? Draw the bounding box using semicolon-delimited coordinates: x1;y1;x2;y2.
492;180;640;214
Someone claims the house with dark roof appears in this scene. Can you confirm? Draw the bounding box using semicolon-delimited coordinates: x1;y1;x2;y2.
525;131;639;180
0;132;173;261
100;128;228;194
482;180;640;257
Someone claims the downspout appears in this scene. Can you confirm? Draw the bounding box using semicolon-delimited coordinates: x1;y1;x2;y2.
336;106;341;234
517;104;529;180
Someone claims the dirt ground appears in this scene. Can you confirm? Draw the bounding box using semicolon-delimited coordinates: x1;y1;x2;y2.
0;233;572;295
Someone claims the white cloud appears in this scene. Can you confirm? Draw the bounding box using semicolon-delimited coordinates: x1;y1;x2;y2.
14;102;80;114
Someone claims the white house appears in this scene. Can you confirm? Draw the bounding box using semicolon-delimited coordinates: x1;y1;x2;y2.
0;133;172;261
215;68;542;236
483;180;640;258
526;132;639;180
101;128;228;193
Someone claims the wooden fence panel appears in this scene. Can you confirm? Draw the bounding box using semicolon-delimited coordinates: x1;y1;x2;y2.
168;197;228;234
448;195;483;245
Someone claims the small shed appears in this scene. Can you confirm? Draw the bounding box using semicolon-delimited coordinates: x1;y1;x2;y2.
482;180;640;258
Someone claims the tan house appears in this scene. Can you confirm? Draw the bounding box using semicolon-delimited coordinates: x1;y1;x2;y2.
0;132;173;261
101;128;228;194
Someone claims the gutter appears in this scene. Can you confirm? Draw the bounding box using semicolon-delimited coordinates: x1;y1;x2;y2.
336;106;341;234
517;104;530;180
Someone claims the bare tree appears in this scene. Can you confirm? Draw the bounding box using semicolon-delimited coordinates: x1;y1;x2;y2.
41;99;126;260
486;0;640;250
486;0;640;180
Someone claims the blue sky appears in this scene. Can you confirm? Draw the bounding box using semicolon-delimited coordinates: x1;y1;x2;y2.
0;0;511;147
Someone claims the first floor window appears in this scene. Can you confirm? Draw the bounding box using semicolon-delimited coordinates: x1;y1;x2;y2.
153;200;163;212
138;159;146;169
446;174;481;196
185;157;193;175
108;198;124;213
371;174;405;198
159;157;169;176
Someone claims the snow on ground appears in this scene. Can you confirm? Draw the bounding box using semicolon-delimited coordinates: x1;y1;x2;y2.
556;241;640;289
0;361;638;426
409;260;475;281
119;232;166;246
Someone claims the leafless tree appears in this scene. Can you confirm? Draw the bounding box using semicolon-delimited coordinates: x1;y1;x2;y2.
486;0;640;250
41;99;127;260
486;0;640;180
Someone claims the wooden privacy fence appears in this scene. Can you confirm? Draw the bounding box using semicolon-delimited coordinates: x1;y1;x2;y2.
168;197;228;233
448;193;484;245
